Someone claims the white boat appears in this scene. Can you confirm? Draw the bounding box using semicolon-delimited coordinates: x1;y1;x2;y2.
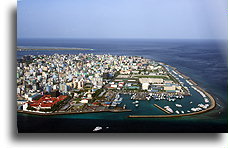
181;111;184;114
93;126;102;132
204;98;209;103
191;107;202;112
131;95;136;100
123;104;126;109
111;102;117;107
135;101;139;103
191;108;197;112
169;99;175;102
198;103;204;108
164;106;173;113
135;104;139;107
116;94;120;99
197;107;202;111
175;104;182;107
175;110;180;114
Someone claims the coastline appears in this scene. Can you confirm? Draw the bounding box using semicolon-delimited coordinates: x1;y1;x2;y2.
17;109;132;116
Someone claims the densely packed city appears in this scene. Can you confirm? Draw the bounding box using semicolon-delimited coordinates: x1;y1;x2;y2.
17;53;192;114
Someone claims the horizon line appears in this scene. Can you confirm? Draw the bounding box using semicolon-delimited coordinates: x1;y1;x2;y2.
17;37;227;41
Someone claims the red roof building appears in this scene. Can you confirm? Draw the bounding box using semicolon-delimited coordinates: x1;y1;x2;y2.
28;95;67;109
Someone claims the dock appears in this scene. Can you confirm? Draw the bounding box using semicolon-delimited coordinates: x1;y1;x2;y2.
153;104;171;114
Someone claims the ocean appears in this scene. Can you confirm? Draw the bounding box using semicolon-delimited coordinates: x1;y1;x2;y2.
17;38;227;133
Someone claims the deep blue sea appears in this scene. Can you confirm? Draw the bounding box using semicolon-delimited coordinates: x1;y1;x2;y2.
17;38;227;133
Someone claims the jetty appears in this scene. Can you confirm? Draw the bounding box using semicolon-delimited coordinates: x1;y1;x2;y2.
153;104;171;114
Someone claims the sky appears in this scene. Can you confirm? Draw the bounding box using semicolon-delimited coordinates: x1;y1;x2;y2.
17;0;227;39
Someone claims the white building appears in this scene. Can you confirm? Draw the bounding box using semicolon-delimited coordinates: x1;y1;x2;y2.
139;78;164;84
80;99;88;103
164;85;176;91
142;83;149;90
22;103;28;111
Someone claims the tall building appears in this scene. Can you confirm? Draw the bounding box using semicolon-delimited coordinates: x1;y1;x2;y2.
46;85;52;93
77;80;84;89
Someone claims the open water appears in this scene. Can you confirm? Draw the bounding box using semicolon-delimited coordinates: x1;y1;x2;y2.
17;38;227;132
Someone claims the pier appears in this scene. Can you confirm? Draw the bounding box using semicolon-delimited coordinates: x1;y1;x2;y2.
153;104;171;114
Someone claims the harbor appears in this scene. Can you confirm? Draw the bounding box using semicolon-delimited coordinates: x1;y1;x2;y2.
127;64;216;118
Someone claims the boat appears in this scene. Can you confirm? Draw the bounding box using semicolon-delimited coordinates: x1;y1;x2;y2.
198;103;204;108
191;107;202;112
135;104;139;107
115;93;120;99
181;111;184;114
111;102;117;107
175;104;182;107
119;97;123;101
93;126;102;132
133;100;139;104
123;104;126;109
116;101;122;104
164;106;173;113
204;98;209;103
131;94;136;100
146;96;150;100
175;110;180;114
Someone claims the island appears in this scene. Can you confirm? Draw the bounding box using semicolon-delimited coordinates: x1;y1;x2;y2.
17;53;216;117
17;46;94;51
